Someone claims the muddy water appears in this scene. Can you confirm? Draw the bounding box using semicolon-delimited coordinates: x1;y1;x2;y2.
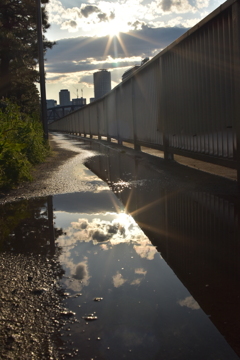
1;137;240;360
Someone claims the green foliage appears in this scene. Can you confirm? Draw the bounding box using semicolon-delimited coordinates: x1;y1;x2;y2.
0;0;55;114
0;100;49;189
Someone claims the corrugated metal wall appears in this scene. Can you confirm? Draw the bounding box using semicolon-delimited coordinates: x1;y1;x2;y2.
49;0;239;179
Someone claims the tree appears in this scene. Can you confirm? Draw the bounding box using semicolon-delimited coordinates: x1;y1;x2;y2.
0;0;54;114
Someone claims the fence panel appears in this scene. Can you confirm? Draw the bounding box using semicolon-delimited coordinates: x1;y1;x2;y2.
116;81;134;142
132;62;163;146
162;7;235;159
89;104;98;136
98;101;106;136
106;91;118;138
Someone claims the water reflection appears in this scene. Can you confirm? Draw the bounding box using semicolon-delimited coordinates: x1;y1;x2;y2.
84;141;240;358
0;197;67;359
52;184;239;360
1;146;240;359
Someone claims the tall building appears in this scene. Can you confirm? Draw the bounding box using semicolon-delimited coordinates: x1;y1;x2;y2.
93;69;111;100
59;89;71;106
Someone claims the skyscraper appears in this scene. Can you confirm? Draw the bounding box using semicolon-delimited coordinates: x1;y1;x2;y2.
93;70;111;100
59;89;71;106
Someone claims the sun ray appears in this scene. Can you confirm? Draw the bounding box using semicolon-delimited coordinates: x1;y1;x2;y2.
103;35;114;59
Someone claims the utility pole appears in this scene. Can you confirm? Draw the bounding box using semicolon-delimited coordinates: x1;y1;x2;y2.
36;0;48;140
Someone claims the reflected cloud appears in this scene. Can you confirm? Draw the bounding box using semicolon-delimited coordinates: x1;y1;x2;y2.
178;296;200;310
70;213;148;246
112;272;127;288
73;262;88;280
63;259;91;292
135;268;147;276
130;278;143;285
133;241;157;260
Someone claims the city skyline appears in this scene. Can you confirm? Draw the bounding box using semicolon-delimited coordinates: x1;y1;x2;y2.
43;0;225;102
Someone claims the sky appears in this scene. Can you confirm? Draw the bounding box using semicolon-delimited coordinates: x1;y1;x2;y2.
44;0;225;103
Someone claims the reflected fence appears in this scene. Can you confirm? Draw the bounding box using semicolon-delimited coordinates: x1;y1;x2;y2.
83;140;240;355
48;0;240;183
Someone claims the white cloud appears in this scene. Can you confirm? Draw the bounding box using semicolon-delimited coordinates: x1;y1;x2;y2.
112;271;127;287
133;241;157;260
178;296;200;310
130;278;143;285
135;268;147;276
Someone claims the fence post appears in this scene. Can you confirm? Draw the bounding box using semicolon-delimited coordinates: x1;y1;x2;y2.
232;0;240;187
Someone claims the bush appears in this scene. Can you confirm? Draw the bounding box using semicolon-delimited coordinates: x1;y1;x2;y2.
0;100;49;189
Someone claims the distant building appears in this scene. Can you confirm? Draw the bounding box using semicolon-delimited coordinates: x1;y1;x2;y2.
46;99;57;108
59;89;71;106
72;97;86;106
90;98;95;103
93;69;111;100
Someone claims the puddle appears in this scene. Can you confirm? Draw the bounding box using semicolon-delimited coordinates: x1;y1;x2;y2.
0;138;240;360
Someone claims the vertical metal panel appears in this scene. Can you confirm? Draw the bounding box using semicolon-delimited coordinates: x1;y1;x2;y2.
132;61;163;145
89;105;98;135
83;107;90;134
106;91;118;137
98;101;106;136
161;7;235;160
116;81;134;141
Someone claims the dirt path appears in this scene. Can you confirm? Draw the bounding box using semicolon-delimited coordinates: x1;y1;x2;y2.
0;134;79;204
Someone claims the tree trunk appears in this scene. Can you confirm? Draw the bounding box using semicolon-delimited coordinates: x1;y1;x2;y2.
0;55;11;98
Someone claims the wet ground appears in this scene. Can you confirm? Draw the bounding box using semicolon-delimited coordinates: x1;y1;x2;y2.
0;134;240;360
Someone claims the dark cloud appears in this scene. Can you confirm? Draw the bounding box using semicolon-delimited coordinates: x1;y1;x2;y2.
128;20;146;30
46;59;139;74
62;20;77;28
98;13;108;22
46;26;188;73
81;5;100;18
73;263;87;280
162;0;173;11
46;74;68;81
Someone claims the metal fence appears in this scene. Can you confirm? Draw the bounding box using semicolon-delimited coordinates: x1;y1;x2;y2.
49;0;240;182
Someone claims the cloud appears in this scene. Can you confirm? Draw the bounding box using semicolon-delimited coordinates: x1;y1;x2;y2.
81;5;100;17
135;268;147;276
71;214;147;245
152;0;207;14
61;20;78;32
46;26;188;74
73;262;88;280
112;271;127;287
133;241;157;260
128;20;146;30
98;13;108;22
178;296;200;310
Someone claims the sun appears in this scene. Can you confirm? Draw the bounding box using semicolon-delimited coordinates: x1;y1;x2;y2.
99;18;130;37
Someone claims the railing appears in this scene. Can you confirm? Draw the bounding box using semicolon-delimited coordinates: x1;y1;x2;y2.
49;0;240;183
